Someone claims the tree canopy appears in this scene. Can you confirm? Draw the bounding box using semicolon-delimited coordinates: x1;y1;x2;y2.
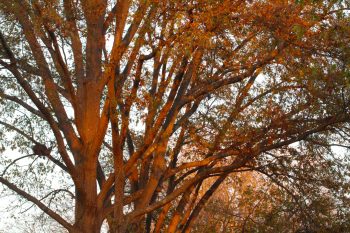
0;0;350;232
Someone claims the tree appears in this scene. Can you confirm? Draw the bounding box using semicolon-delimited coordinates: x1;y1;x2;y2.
0;0;350;232
193;166;350;233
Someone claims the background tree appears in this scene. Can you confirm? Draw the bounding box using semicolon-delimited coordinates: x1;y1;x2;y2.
193;157;350;233
0;0;350;232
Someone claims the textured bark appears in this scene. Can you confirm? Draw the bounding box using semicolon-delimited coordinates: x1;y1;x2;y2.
73;155;100;233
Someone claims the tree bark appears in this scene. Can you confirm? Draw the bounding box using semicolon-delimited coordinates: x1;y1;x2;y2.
73;154;101;233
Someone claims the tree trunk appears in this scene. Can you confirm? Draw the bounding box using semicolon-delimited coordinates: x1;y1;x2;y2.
73;155;101;233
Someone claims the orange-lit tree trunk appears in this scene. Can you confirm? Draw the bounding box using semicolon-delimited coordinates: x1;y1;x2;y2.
73;155;100;233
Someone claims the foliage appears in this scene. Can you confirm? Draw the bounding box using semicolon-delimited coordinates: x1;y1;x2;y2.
194;162;350;233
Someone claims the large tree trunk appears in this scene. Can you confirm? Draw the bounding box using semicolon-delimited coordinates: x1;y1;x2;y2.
73;155;101;233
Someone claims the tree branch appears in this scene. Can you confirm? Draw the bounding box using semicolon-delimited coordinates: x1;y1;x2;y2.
0;177;73;231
